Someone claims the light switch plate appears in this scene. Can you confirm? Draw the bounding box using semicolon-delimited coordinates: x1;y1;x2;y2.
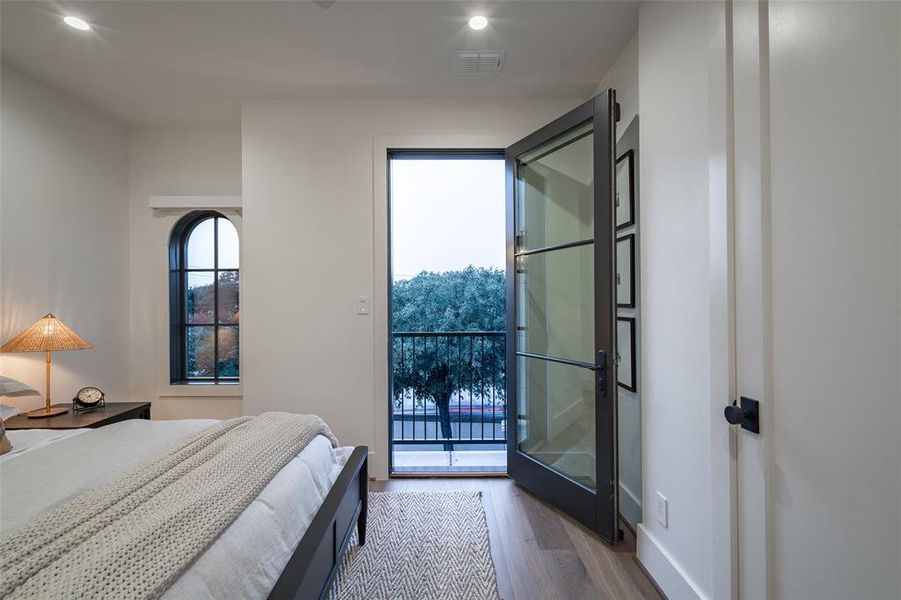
656;491;668;528
357;296;370;315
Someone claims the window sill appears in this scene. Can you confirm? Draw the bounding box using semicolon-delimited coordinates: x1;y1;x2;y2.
159;383;242;398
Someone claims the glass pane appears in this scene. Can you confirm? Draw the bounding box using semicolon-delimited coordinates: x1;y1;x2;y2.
217;218;239;269
517;355;596;489
186;272;215;324
516;122;594;251
217;271;239;324
186;326;215;378
217;326;239;378
186;218;215;269
516;243;594;363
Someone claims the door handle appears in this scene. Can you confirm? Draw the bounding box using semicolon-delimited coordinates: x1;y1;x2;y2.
724;396;760;434
597;349;607;398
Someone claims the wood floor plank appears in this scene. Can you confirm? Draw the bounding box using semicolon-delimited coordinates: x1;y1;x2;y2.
368;477;663;600
562;516;642;599
487;478;562;599
516;484;577;552
480;481;516;600
543;549;602;599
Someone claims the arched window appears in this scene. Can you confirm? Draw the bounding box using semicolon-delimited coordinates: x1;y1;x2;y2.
169;211;239;384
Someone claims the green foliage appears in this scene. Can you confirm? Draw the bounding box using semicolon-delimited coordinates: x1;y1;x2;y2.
393;266;505;332
392;267;506;444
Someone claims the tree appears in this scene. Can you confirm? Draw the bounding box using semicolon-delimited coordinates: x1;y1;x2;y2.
185;273;239;377
392;266;506;449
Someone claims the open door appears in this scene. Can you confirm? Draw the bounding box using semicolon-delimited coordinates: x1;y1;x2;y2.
505;91;619;542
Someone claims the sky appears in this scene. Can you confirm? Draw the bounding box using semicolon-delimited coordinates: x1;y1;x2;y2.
186;217;239;269
390;158;505;280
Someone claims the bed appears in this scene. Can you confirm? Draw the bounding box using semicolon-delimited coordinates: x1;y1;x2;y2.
0;418;368;600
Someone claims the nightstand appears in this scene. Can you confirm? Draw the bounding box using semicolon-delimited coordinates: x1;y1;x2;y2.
4;402;151;430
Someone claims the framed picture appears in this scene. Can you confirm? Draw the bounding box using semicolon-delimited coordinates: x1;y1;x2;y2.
615;150;635;230
617;316;636;392
616;234;635;308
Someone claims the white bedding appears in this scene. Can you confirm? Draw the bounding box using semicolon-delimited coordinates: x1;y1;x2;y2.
0;418;352;599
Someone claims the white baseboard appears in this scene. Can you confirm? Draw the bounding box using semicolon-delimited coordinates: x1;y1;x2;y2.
618;481;641;529
636;524;708;600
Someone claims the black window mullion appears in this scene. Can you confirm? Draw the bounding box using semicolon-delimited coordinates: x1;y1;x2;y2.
182;228;190;380
213;218;219;381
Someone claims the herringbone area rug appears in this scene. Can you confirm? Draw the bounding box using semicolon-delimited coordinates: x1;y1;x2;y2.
329;491;500;600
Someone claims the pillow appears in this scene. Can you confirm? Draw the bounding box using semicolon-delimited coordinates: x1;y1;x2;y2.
0;403;16;456
0;377;36;456
0;403;20;421
0;376;39;398
0;420;10;455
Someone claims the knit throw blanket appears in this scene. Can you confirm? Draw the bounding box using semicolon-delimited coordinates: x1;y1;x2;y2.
0;412;338;599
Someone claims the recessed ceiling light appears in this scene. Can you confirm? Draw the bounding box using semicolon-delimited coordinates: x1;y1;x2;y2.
468;16;488;31
63;16;91;31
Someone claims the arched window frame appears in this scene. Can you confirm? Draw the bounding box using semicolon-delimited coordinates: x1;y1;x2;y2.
168;211;240;384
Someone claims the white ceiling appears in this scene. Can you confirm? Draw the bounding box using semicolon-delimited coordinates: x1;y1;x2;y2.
0;1;637;125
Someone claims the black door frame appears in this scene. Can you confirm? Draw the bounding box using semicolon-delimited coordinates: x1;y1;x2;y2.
386;149;506;476
504;91;619;541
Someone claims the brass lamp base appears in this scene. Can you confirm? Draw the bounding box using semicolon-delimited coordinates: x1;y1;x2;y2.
25;405;68;418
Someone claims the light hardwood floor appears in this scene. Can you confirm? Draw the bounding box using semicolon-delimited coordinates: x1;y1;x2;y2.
371;478;664;600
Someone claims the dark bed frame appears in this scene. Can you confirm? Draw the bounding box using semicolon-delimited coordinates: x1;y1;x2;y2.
267;446;369;600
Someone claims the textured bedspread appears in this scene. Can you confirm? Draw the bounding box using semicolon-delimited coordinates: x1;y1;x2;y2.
0;413;337;600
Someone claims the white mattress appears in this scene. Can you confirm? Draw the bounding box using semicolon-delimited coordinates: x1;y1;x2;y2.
0;418;351;599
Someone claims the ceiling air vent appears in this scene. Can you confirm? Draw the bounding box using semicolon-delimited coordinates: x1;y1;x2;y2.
454;50;505;75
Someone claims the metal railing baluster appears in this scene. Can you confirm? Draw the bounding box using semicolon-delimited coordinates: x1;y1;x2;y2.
390;331;506;447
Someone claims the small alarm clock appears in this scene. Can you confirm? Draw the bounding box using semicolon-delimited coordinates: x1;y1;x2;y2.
72;386;105;413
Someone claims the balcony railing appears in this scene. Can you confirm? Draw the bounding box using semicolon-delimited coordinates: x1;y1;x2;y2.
391;331;506;448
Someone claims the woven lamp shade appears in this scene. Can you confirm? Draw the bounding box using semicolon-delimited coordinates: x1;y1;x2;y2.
0;314;93;353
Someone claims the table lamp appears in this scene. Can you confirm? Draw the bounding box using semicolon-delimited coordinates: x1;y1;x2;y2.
0;314;92;418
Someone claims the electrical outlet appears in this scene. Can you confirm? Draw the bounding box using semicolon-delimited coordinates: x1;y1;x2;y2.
656;492;669;528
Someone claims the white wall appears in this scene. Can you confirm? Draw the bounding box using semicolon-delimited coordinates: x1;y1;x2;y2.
597;32;638;141
765;2;900;598
637;2;901;599
636;2;715;598
1;70;245;420
241;98;581;477
0;66;129;410
127;125;243;419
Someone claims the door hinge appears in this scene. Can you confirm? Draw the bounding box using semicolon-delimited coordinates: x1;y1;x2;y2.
614;102;622;123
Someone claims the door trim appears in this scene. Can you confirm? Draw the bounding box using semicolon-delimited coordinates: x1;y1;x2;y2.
385;148;505;477
731;1;774;598
707;1;740;598
371;134;526;481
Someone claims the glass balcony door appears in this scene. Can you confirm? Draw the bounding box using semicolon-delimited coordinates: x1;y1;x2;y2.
505;91;619;542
